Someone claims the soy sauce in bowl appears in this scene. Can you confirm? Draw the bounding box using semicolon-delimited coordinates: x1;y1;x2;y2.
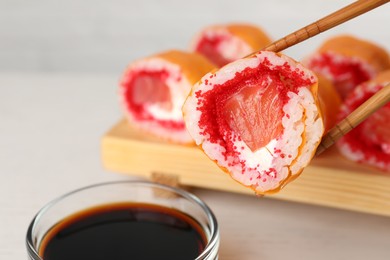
39;202;207;260
26;181;219;260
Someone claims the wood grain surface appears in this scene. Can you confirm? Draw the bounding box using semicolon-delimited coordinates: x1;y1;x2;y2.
102;119;390;217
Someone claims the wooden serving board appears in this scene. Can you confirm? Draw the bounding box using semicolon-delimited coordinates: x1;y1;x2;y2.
101;119;390;217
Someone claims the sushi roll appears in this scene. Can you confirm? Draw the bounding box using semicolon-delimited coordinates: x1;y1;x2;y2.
183;51;325;194
190;23;272;67
317;75;342;132
305;35;390;99
337;70;390;171
120;50;216;144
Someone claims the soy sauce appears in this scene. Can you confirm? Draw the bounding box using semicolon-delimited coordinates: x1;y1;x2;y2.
39;202;207;260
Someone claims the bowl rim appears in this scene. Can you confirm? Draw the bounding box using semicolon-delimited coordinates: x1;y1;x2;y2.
26;180;219;260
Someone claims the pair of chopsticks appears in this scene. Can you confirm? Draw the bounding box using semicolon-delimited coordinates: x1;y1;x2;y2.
257;0;389;155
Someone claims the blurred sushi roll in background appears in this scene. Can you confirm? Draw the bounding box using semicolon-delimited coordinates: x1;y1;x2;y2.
183;51;325;194
120;50;216;144
316;75;342;132
337;70;390;171
190;23;272;67
304;35;390;99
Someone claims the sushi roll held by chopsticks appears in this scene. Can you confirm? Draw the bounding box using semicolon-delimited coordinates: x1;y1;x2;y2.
183;51;325;194
183;0;389;194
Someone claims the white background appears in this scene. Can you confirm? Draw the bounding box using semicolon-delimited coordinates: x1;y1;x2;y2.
0;0;389;73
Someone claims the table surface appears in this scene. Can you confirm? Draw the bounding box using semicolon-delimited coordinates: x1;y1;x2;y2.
1;73;390;260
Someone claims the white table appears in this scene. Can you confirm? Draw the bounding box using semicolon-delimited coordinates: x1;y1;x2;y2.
1;73;390;260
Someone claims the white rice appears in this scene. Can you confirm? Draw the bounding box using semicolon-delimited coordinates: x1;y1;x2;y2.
183;51;324;193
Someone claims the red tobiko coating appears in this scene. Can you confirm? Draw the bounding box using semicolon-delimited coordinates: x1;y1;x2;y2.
196;57;314;161
308;53;372;99
339;84;390;164
195;35;230;67
130;70;170;107
123;70;185;130
362;106;390;152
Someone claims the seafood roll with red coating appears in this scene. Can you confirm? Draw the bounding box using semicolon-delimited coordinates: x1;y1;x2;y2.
305;35;390;99
120;50;216;144
337;70;390;171
191;23;272;67
317;75;342;132
183;51;325;194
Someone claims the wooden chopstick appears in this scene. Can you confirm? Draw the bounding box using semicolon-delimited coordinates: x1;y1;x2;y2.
261;0;389;53
246;0;389;155
316;83;390;156
254;0;389;155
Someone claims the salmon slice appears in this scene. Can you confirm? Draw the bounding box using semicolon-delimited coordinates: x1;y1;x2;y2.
191;23;272;67
120;50;216;144
183;51;324;194
131;71;172;110
223;83;284;152
305;35;390;100
337;70;390;171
